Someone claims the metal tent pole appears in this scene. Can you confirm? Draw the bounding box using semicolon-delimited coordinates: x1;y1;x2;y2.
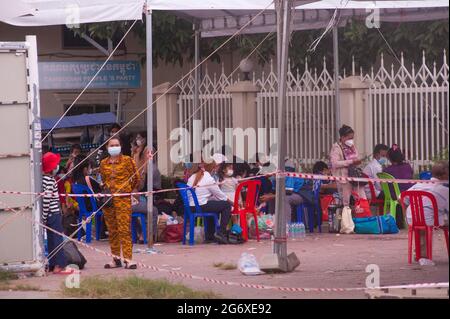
193;22;201;163
272;0;299;272
333;11;341;134
146;4;154;248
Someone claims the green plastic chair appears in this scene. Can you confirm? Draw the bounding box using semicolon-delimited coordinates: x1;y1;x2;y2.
376;172;401;219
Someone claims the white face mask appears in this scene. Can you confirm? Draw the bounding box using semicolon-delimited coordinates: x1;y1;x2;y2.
88;168;93;175
108;146;121;157
226;169;234;177
345;139;354;147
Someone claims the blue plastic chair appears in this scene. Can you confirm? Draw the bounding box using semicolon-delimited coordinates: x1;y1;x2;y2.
176;182;220;246
72;183;104;243
419;171;432;180
131;212;147;244
296;180;322;233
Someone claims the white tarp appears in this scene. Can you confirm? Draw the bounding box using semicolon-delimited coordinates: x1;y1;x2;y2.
147;0;275;10
0;0;145;26
0;0;447;30
296;0;450;10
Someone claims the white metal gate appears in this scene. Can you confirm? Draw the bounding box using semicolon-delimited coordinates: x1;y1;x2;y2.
366;52;449;170
255;60;336;166
177;66;233;151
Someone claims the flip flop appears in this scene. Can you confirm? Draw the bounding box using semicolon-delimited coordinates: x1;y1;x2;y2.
104;258;122;269
124;261;137;270
53;268;75;275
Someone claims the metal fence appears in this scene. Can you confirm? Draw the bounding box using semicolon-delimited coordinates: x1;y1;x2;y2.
255;60;336;166
177;65;233;151
365;52;449;170
177;52;449;170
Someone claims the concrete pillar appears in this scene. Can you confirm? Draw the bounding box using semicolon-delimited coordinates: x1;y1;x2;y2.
338;76;372;158
154;82;180;176
226;81;260;162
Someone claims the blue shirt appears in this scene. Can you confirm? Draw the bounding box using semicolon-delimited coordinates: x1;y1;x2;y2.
271;176;305;193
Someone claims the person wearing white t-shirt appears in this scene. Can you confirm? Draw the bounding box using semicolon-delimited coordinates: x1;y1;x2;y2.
403;161;449;258
187;154;231;244
363;144;389;199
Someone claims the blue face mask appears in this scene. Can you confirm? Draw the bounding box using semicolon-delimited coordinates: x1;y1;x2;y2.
108;146;121;157
377;157;388;165
184;162;193;170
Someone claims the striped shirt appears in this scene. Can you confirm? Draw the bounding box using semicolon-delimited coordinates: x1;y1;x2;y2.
42;175;61;224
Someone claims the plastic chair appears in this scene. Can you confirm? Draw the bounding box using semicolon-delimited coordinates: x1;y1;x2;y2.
399;190;449;263
296;180;322;233
131;212;147;244
362;173;384;216
72;183;104;243
176;182;220;246
232;180;261;241
377;172;401;219
419;171;432;180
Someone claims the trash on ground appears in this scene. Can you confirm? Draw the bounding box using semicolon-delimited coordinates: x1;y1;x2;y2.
133;247;162;254
238;252;263;276
418;258;435;266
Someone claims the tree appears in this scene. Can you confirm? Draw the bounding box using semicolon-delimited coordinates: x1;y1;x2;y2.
71;15;449;71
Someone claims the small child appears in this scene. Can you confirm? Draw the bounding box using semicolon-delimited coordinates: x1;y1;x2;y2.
218;163;238;204
218;163;240;225
42;152;75;275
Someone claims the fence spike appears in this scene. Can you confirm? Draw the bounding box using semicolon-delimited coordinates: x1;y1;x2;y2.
352;55;355;76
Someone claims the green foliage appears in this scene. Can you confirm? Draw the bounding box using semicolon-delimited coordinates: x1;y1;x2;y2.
0;269;18;282
70;16;449;71
62;275;220;299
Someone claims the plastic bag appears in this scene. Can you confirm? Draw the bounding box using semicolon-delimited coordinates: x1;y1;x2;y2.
418;258;435;266
238;253;263;275
194;218;205;243
340;206;355;234
248;214;274;239
193;226;205;244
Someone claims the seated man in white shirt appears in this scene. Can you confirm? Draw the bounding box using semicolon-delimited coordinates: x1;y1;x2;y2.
403;161;449;257
363;144;389;200
404;161;449;227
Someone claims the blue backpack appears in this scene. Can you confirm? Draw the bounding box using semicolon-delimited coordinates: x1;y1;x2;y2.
353;215;399;234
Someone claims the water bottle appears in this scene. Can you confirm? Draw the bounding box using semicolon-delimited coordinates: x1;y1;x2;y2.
286;223;290;238
292;223;298;239
299;223;306;239
44;231;48;257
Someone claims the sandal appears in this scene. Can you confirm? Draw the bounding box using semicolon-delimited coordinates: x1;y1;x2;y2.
53;267;75;275
104;258;122;269
124;261;137;270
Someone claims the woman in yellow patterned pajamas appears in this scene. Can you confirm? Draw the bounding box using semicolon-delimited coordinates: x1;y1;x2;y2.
100;137;140;269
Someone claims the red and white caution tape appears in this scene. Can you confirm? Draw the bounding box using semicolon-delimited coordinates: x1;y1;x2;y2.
0;171;447;199
284;172;448;185
1;198;447;294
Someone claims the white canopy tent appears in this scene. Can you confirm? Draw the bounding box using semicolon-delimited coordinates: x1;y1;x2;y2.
0;0;448;271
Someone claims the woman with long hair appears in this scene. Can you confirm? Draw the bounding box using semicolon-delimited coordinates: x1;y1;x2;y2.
187;155;231;244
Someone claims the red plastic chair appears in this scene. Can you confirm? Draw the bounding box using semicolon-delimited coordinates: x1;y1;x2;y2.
362;173;384;216
232;180;261;242
399;190;449;264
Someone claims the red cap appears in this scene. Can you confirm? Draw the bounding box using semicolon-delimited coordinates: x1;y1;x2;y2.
42;152;61;174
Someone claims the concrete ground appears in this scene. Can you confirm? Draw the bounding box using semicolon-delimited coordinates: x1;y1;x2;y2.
1;229;448;299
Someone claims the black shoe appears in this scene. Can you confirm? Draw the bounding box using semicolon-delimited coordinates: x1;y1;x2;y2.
214;232;229;245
